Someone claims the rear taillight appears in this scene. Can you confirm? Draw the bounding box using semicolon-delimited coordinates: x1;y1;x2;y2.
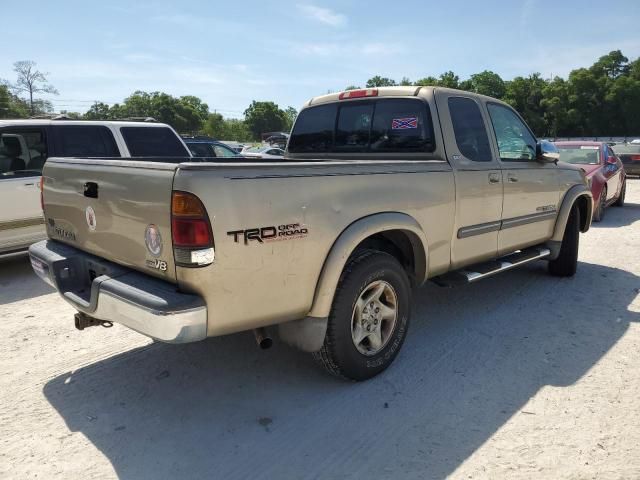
171;191;214;267
631;155;640;161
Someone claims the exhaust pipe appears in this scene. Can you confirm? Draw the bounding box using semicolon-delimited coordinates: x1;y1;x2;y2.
253;327;273;350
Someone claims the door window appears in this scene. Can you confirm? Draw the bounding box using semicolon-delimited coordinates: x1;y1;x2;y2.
448;97;493;162
213;144;237;157
487;103;537;161
53;125;119;157
0;129;48;178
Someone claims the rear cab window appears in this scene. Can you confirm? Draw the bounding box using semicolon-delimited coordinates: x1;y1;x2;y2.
0;128;48;178
120;127;190;157
288;98;435;156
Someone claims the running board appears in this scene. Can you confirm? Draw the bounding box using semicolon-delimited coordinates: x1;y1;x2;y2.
433;247;551;287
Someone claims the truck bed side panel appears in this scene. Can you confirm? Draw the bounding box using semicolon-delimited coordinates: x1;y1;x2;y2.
173;161;455;336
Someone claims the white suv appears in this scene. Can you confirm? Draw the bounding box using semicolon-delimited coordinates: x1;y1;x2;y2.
0;120;190;256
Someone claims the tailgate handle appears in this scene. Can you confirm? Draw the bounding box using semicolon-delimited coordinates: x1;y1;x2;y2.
84;182;99;198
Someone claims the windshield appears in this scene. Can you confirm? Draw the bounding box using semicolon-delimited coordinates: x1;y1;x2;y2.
557;145;600;165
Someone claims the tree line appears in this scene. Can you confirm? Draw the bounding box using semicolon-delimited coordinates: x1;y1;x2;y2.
355;50;640;138
2;50;639;140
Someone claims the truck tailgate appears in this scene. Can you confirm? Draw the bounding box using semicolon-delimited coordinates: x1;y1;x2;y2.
42;158;178;282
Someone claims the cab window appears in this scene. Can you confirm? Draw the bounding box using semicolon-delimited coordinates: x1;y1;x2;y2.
448;97;492;162
0;129;48;178
487;103;536;161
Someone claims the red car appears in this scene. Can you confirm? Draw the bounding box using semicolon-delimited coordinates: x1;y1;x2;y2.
554;141;626;222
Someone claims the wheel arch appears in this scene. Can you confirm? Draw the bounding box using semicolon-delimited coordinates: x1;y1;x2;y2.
309;212;429;319
550;184;593;245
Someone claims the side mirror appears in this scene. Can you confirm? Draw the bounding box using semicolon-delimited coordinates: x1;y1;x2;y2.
536;140;560;163
606;156;617;165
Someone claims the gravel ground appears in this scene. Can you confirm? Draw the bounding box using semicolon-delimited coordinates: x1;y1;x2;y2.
1;180;639;480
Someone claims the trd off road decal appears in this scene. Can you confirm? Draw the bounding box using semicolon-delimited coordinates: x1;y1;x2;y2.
227;223;309;245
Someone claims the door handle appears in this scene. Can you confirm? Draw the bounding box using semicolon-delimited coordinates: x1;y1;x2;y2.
508;175;518;183
488;173;500;184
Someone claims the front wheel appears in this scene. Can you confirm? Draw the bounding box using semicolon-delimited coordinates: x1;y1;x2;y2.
548;205;580;277
614;180;626;207
593;186;606;222
313;250;412;381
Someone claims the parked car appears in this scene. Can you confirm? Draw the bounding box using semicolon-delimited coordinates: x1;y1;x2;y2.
554;141;626;221
30;86;592;380
611;142;640;177
182;137;240;159
241;146;285;159
264;134;289;149
0;120;189;256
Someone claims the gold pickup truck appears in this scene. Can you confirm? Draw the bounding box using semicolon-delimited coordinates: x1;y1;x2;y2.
29;87;592;380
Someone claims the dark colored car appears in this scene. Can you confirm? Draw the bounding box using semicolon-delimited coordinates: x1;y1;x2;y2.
612;142;640;177
183;138;240;159
554;141;626;221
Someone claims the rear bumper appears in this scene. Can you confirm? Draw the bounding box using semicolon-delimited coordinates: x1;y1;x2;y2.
28;240;207;343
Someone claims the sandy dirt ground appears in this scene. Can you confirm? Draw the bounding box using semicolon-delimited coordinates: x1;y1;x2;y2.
1;181;639;480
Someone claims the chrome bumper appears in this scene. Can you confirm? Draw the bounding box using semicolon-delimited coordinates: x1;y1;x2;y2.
29;240;207;343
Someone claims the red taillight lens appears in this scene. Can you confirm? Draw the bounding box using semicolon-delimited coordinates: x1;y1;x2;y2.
338;88;378;100
171;217;211;247
631;155;640;161
171;191;214;266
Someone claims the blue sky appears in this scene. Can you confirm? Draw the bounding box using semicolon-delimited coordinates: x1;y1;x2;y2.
1;0;639;116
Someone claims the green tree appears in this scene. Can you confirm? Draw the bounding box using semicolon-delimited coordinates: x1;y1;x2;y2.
467;70;506;98
437;71;459;89
0;83;29;118
83;101;113;120
365;76;397;87
344;85;361;90
243;100;287;139
283;106;298;131
504;74;547;135
413;76;438;86
590;50;629;79
10;61;58;115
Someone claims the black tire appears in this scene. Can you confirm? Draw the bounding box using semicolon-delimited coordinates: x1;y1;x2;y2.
593;186;606;222
548;205;580;277
614;180;625;207
313;249;411;381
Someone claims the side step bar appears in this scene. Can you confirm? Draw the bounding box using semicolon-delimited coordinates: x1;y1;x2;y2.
433;246;551;287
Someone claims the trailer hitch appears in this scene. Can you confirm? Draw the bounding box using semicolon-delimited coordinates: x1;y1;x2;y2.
74;312;113;330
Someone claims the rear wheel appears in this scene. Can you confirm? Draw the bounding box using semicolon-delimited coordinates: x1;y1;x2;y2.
313;250;411;381
593;186;606;222
548;205;580;277
614;180;626;207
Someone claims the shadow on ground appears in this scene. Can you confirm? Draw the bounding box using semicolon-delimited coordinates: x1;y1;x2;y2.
0;254;54;304
43;259;639;479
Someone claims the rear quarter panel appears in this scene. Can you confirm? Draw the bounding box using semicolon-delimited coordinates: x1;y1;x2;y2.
173;161;455;336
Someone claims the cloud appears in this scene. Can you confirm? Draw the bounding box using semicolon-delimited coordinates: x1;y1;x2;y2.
293;42;404;57
297;4;346;27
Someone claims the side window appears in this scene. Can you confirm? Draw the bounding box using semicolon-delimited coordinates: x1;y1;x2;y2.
0;129;48;177
213;145;236;158
287;104;337;153
54;126;119;157
335;102;373;151
448;97;492;162
120;127;190;157
487;103;536;161
188;143;214;157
